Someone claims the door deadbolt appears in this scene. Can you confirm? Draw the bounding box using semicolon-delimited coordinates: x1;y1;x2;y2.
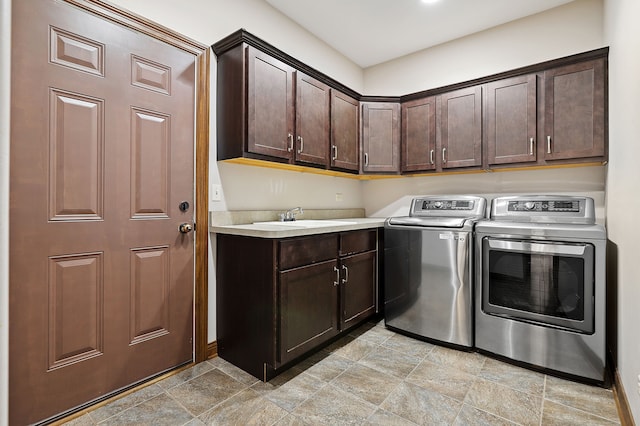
179;223;193;234
179;201;190;212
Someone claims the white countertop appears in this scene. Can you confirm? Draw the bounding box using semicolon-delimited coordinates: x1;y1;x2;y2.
210;217;386;238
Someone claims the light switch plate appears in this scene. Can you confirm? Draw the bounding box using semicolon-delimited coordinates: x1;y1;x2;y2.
212;184;222;201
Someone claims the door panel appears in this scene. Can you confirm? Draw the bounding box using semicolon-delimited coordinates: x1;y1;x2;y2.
295;72;330;166
439;86;482;169
10;0;196;423
330;90;359;171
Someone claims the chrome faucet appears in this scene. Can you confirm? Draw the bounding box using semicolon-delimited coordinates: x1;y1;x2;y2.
280;207;303;221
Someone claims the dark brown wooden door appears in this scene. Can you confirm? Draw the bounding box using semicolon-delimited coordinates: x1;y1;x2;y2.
247;46;295;160
544;59;605;160
331;90;360;171
279;260;339;365
486;75;537;165
340;251;376;331
439;87;482;169
362;102;400;173
10;1;196;424
402;97;437;172
295;72;330;167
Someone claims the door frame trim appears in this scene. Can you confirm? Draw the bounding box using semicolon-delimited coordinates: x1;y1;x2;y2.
64;0;210;362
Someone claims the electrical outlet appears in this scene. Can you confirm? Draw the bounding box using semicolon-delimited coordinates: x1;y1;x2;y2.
212;184;222;202
335;192;343;202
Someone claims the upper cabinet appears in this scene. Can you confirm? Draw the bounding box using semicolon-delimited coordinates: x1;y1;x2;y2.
331;91;360;172
485;74;538;166
246;47;295;161
361;102;400;173
401;97;436;172
439;86;483;170
543;59;606;161
213;30;608;177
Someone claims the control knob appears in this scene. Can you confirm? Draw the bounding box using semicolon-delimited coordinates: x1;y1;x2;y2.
433;201;443;209
524;201;536;210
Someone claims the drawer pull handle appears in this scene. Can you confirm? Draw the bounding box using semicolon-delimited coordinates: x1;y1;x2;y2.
529;137;535;155
333;266;340;286
547;136;552;154
442;148;447;163
287;133;293;152
364;153;369;167
297;135;304;154
342;265;349;284
332;145;338;160
429;149;434;165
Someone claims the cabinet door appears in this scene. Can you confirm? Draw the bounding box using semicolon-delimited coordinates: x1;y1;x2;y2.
246;46;294;160
439;86;482;169
362;102;400;173
486;75;537;165
340;251;376;331
295;72;330;167
331;90;359;171
402;97;436;172
544;59;605;160
279;260;339;365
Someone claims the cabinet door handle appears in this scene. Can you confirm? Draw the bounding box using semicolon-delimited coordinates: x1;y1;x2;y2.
364;153;369;167
297;135;304;154
547;136;552;154
429;149;434;165
442;148;447;163
333;266;340;286
529;138;535;155
332;145;338;160
287;133;293;152
342;264;349;284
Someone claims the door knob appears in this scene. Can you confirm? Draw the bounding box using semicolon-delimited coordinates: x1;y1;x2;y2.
179;223;193;234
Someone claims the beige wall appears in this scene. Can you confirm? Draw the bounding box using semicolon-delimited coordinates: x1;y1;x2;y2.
363;0;604;95
604;0;640;419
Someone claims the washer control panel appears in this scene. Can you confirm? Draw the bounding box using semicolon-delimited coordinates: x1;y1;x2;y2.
507;200;580;212
409;196;487;219
491;196;595;224
421;199;474;210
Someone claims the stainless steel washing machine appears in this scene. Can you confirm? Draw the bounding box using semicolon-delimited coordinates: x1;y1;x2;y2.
384;195;486;348
475;195;606;383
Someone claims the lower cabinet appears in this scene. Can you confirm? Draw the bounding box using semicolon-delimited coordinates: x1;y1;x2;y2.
216;228;378;380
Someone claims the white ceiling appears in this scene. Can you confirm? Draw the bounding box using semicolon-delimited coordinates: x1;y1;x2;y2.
264;0;576;68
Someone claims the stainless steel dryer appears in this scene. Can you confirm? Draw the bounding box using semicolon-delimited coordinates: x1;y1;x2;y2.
475;195;606;383
384;195;487;348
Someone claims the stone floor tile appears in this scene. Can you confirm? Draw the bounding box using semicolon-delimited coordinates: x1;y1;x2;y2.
290;384;377;424
89;384;165;423
405;358;476;401
358;346;422;379
327;335;380;362
362;408;418;425
464;378;542;426
381;333;435;358
356;323;395;345
301;352;353;382
542;399;620;425
452;404;517;426
477;357;545;396
206;356;260;386
544;375;619;422
250;367;307;395
263;372;326;411
97;393;193;425
380;381;462;425
166;369;246;416
198;388;288;425
426;345;486;375
62;413;96;425
331;363;402;405
157;362;215;390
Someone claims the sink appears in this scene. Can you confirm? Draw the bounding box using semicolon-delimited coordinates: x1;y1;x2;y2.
253;220;351;228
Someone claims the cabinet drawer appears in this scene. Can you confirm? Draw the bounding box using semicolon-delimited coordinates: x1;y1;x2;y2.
279;234;338;270
340;229;377;256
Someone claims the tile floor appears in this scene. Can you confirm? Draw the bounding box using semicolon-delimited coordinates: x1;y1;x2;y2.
64;320;620;425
